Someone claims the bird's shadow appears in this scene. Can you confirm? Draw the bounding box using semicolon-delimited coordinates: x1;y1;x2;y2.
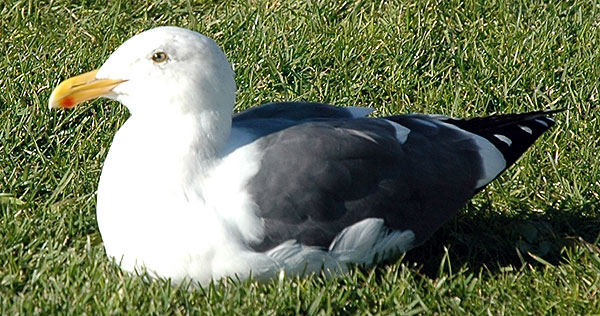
401;200;600;278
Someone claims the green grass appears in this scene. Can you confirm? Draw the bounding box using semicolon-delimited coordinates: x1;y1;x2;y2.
1;0;599;314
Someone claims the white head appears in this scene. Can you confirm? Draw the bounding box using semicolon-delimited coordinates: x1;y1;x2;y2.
49;26;237;118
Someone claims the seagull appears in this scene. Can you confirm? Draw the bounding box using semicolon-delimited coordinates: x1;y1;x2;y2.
48;26;559;285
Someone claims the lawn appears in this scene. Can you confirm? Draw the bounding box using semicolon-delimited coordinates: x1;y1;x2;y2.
1;0;599;314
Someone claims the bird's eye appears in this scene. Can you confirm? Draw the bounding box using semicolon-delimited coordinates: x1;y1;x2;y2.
151;51;168;63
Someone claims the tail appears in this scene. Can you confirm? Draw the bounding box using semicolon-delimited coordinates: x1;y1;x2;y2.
442;109;562;169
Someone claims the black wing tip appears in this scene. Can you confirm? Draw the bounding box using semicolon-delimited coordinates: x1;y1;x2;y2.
445;109;562;167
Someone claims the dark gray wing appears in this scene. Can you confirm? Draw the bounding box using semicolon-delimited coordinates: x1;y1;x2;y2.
227;102;373;154
247;117;484;251
246;110;558;252
232;102;372;137
234;101;372;122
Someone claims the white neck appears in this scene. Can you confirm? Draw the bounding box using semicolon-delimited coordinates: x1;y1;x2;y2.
134;108;232;189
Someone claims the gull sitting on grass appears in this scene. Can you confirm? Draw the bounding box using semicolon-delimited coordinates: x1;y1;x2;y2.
49;26;559;286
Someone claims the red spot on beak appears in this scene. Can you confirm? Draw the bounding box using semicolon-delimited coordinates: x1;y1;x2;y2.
60;97;75;109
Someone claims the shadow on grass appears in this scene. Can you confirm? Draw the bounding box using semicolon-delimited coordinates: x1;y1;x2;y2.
402;201;600;278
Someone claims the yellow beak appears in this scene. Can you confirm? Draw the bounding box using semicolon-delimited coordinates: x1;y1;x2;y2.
48;70;126;109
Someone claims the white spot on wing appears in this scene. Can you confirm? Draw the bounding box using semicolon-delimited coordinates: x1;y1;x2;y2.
494;134;512;146
384;120;410;143
534;119;549;127
518;125;533;134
